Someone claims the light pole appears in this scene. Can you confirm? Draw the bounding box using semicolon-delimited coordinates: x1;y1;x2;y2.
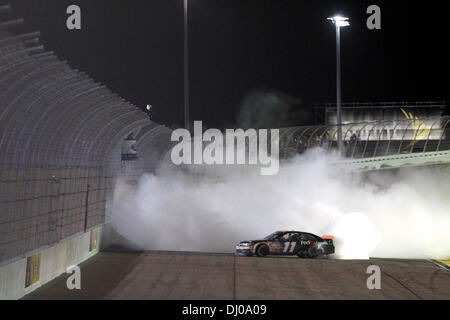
184;0;190;131
327;15;349;152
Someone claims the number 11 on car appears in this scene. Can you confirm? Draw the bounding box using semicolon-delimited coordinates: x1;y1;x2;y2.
283;242;296;253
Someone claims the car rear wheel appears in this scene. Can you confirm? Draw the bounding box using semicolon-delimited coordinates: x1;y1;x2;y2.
307;246;323;259
256;244;269;257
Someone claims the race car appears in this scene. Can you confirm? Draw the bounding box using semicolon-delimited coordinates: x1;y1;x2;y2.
235;230;335;258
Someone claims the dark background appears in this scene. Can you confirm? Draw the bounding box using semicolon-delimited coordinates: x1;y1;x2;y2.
1;0;448;128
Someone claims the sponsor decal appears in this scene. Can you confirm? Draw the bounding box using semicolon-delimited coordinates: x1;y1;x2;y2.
89;228;98;252
400;108;431;149
25;252;41;288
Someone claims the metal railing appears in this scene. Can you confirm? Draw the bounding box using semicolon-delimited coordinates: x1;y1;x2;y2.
279;117;450;159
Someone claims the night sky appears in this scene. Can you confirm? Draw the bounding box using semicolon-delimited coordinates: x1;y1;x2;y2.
1;0;449;128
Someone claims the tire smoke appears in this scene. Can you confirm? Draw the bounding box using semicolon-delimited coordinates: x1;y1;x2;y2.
111;149;450;259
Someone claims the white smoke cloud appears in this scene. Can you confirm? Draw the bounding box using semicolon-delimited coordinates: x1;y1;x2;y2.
110;149;450;260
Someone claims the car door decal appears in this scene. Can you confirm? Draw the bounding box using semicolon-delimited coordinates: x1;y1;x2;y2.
282;242;296;253
270;241;281;253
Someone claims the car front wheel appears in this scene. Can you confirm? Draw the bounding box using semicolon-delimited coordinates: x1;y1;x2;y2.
256;244;269;257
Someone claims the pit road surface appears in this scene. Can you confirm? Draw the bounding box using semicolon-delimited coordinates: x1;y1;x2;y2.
24;251;450;299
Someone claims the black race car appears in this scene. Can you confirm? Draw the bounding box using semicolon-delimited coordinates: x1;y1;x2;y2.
235;231;335;258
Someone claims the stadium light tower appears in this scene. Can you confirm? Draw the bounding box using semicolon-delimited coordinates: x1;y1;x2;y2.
327;15;350;152
184;0;190;131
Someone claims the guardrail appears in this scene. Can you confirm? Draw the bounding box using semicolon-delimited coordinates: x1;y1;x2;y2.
279;116;450;159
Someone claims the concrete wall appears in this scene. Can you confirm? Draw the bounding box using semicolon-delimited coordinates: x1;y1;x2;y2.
100;222;122;250
329;150;450;172
0;225;104;300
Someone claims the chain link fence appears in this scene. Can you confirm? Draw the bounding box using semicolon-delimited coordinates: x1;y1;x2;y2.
0;6;173;265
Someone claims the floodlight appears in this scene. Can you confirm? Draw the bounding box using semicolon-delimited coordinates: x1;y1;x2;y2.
327;16;350;27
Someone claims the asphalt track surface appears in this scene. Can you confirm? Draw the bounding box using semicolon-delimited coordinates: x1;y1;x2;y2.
24;251;450;300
